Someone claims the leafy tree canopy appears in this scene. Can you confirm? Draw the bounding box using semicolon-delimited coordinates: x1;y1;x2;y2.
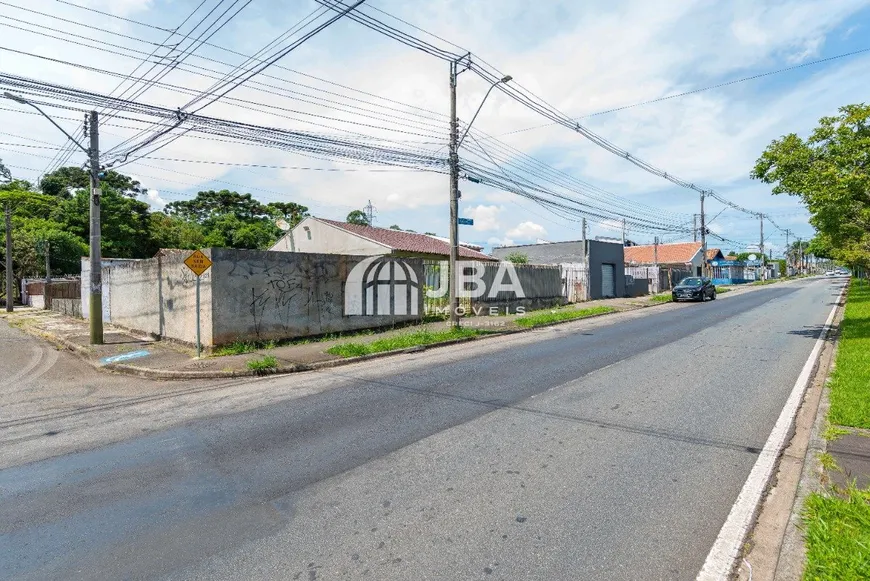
39;166;143;199
751;103;870;268
346;210;370;226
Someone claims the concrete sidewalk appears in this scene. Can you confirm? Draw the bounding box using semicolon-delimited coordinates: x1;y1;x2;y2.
0;286;755;380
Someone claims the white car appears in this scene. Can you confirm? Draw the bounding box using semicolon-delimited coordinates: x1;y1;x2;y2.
825;270;836;277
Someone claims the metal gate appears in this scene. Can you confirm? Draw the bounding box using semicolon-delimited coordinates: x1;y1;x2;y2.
601;263;615;298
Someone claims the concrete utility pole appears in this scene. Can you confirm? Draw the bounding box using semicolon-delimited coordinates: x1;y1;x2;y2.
582;217;589;301
44;240;50;309
447;58;511;325
798;238;803;275
699;192;707;277
448;59;460;325
621;218;626;246
88;110;103;344
785;229;790;272
5;203;11;312
693;214;698;242
759;213;765;280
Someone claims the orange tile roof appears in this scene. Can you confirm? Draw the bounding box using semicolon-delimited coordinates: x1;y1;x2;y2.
623;242;702;265
706;248;723;260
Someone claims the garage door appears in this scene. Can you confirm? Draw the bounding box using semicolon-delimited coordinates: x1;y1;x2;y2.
601;263;615;298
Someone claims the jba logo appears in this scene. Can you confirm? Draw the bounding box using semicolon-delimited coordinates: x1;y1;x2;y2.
345;258;525;316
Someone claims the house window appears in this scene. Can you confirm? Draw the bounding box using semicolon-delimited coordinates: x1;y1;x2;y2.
303;226;311;240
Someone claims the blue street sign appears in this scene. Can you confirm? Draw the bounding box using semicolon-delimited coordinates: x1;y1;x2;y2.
457;217;474;226
100;350;151;366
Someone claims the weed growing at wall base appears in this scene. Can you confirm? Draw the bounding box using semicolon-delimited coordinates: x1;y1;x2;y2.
246;355;278;373
802;483;870;580
326;327;484;358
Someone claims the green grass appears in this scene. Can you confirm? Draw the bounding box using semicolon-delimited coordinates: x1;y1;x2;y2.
213;340;277;356
715;286;731;294
828;279;870;429
649;293;673;303
326;327;484;357
246;354;278;372
802;484;870;580
514;306;616;327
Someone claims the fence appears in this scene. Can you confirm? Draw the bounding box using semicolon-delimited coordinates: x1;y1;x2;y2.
560;263;588;302
624;266;691;294
422;260;563;313
23;279;81;309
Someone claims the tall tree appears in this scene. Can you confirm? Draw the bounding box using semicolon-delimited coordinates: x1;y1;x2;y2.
266;202;309;228
751;104;870;269
346;210;370;226
39;166;143;199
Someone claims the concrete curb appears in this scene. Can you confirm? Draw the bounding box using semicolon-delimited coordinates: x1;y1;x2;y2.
11;279;784;381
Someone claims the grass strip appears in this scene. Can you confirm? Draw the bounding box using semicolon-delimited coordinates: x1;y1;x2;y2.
649;294;673;303
802;484;870;580
828;279;870;429
514;306;616;327
326;327;484;357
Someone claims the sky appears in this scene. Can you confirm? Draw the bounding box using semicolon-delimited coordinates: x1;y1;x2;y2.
1;0;868;256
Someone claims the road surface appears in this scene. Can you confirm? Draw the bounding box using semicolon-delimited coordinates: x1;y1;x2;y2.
0;278;844;580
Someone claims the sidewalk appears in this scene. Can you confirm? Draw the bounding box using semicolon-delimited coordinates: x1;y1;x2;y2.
0;292;692;379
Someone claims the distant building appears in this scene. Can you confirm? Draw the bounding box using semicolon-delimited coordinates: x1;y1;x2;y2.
491;239;625;299
271;217;495;261
623;242;719;276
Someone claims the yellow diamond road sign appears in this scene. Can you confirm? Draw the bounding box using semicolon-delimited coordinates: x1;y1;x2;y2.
184;250;212;276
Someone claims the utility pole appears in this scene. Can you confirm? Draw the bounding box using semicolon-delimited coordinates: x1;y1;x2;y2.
785;229;790;273
693;214;698;242
621;218;626;246
699;192;707;277
88;110;103;344
759;213;765;280
4;203;11;312
581;217;589;301
798;238;803;275
44;240;51;310
448;59;460;326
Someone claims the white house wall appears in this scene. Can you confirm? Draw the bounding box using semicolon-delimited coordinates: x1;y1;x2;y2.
271;218;390;256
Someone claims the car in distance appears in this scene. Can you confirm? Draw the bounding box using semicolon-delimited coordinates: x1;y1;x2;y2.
672;277;716;302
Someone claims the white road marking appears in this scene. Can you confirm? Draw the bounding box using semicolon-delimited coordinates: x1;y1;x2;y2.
696;281;847;581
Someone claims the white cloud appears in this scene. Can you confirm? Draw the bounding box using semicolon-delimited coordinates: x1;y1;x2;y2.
487;236;515;248
143;189;167;209
506;221;547;240
464;204;503;231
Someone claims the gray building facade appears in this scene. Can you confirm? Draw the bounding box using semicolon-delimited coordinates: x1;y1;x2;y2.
491;240;626;300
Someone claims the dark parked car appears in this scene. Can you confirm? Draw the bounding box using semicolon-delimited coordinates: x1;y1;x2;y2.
672;277;716;302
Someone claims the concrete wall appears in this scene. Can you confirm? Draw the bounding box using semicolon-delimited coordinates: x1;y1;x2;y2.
81;258;140;322
51;298;82;318
271;217;389;255
210;249;422;345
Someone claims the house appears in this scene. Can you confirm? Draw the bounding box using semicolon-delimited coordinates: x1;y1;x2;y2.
624;241;708;276
270;217;495;261
490;239;625;300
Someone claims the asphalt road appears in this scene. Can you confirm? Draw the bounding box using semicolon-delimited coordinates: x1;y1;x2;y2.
0;278;845;580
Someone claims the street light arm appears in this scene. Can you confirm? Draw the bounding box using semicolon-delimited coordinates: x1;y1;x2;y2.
2;92;89;156
456;76;511;148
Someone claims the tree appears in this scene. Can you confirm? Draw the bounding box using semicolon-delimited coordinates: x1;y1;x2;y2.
0;157;11;183
504;251;529;264
751;104;870;269
266;202;309;228
163;190;281;250
346;210;370;226
39;166;143;199
389;224;402;230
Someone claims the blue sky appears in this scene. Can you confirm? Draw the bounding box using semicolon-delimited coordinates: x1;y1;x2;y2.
1;0;869;256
